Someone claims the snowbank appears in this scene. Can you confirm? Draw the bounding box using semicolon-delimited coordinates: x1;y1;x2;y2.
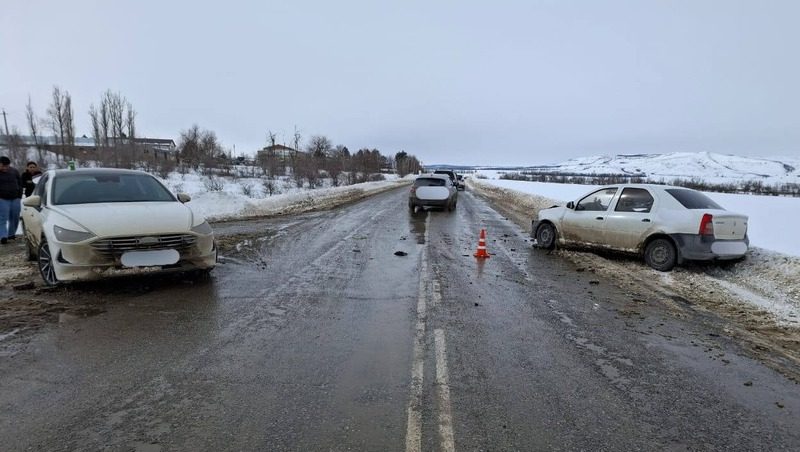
160;172;410;222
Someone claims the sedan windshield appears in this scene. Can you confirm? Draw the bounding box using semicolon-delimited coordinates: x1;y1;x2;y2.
52;173;176;205
666;188;723;210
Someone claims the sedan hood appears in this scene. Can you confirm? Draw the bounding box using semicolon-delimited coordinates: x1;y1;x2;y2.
51;202;195;237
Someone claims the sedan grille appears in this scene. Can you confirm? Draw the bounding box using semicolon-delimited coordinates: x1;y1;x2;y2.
90;234;196;258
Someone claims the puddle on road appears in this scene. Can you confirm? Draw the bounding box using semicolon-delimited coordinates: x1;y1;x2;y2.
409;210;428;244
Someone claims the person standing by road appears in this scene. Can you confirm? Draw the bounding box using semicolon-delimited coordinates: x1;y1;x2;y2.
21;161;42;197
0;156;23;245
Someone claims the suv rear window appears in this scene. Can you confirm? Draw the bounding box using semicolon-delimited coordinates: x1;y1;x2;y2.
666;189;723;209
414;177;446;187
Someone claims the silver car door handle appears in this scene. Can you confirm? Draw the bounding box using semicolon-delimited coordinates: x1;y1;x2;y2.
642;218;651;222
595;216;604;220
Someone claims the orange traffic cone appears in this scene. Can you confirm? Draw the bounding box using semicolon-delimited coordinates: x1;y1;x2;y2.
474;228;491;258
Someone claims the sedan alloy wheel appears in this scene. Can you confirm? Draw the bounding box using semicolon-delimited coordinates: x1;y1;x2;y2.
38;240;60;286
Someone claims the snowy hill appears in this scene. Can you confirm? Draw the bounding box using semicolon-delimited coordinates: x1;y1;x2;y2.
522;152;800;185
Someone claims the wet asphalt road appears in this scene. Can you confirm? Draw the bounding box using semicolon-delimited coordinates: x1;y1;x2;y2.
1;187;799;451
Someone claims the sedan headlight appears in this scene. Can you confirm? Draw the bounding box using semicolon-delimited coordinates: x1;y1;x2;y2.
191;220;213;235
53;225;95;243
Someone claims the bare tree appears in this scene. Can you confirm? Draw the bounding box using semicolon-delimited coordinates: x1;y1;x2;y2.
292;125;301;169
47;85;67;160
25;96;39;146
89;104;102;147
99;91;111;147
178;125;224;170
109;92;125;147
395;150;421;177
90;90;137;166
5;127;26;167
125;100;136;140
63;93;75;153
307;135;332;158
26;96;44;162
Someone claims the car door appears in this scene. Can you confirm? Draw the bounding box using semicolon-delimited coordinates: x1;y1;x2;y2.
603;187;656;251
560;188;618;245
21;173;48;248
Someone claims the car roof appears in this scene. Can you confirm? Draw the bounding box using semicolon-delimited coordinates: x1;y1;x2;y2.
417;174;450;179
49;168;153;177
596;183;695;192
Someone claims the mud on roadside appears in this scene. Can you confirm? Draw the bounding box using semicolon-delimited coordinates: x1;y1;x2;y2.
0;227;270;341
468;179;800;382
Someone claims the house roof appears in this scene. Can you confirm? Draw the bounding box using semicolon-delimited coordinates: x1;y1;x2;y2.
261;144;297;152
134;138;176;145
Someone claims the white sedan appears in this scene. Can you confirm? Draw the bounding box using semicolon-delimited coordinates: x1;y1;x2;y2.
531;184;749;271
21;168;216;285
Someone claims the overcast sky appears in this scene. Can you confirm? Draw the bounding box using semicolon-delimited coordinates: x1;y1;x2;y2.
1;0;798;166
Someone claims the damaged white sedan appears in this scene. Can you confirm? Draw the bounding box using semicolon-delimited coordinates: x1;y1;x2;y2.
532;184;749;271
21;168;217;285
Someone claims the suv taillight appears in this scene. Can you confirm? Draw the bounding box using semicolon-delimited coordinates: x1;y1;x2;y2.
699;213;714;236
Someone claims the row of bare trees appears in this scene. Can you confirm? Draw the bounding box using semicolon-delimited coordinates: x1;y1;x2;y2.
89;91;136;148
251;133;421;188
10;86;140;168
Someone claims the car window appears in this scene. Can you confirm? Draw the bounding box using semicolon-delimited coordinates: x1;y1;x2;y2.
665;188;723;209
615;188;654;213
30;174;50;207
33;174;48;201
414;177;446;187
576;188;618;211
52;173;177;205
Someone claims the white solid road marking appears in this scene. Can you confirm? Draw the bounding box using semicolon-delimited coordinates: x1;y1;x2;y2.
434;329;456;452
406;216;457;452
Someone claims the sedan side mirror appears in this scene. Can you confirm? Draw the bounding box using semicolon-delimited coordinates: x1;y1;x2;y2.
23;195;41;208
566;201;575;209
177;193;191;203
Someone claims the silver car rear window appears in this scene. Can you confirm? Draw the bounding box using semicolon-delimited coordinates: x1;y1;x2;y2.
665;188;723;209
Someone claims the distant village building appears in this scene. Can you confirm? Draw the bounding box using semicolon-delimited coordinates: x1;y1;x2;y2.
0;135;178;161
256;144;301;163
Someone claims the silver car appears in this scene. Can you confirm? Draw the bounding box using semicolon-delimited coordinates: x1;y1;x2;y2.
532;184;749;271
408;174;458;212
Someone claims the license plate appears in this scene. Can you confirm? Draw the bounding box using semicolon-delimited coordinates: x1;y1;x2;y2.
121;249;180;267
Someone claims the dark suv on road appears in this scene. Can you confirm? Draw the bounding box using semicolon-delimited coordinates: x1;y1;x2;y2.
433;170;463;190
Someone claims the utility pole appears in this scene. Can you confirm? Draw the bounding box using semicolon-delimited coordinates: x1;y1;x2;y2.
1;108;9;136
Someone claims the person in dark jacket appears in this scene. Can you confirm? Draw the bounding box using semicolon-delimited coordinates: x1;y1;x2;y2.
0;156;23;244
21;161;42;197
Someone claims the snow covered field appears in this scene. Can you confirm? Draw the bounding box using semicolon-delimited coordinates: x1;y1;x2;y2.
514;151;800;186
477;175;800;257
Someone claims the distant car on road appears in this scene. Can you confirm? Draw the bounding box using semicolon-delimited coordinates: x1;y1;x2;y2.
409;174;458;212
455;174;465;191
433;169;461;190
21;168;217;285
531;184;749;271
